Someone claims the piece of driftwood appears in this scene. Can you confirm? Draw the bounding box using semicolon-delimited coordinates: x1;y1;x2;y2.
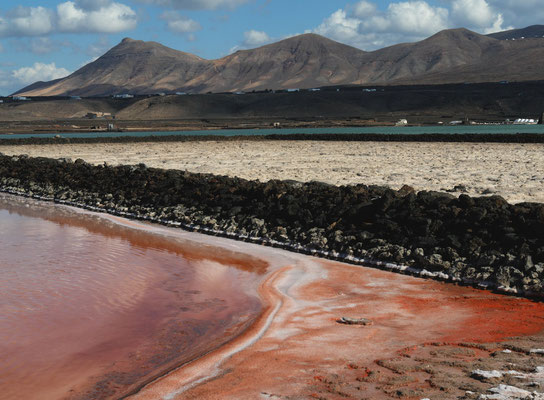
336;317;373;326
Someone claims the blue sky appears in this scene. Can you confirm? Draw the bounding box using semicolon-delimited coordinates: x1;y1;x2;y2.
0;0;542;95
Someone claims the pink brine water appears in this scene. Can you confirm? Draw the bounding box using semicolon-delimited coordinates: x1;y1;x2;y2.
0;194;265;400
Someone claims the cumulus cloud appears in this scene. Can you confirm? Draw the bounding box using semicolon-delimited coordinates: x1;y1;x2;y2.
315;1;450;50
12;62;70;85
313;0;517;50
57;1;137;33
451;0;509;32
242;30;271;46
383;2;449;35
0;6;55;37
229;29;273;53
161;12;201;34
352;1;376;18
134;0;248;10
0;1;137;37
315;10;363;46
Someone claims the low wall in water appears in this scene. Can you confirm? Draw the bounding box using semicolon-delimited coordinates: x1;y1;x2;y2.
1;153;543;297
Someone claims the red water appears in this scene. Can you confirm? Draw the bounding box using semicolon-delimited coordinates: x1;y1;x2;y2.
0;194;266;400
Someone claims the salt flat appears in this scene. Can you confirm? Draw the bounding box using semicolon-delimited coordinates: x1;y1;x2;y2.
1;140;543;203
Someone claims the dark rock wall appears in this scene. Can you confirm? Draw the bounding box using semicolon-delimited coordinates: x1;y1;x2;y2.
1;133;544;146
1;153;543;296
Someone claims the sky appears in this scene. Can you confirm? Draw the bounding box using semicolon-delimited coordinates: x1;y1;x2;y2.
0;0;542;95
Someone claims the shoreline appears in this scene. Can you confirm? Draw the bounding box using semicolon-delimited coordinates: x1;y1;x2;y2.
0;193;269;400
1;152;543;297
1;157;543;299
0;185;539;299
129;265;290;400
5;192;544;399
130;240;544;399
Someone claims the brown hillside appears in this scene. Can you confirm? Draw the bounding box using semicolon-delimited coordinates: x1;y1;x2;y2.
14;27;544;96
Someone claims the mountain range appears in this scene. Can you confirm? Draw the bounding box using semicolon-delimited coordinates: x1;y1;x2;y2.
14;25;544;97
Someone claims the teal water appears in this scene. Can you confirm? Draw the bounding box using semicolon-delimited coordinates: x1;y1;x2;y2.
1;124;544;139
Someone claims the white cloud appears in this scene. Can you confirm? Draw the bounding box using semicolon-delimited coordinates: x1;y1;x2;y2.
57;1;137;33
451;0;508;32
312;0;521;50
315;1;451;50
352;1;376;18
161;12;201;33
134;0;248;10
12;62;70;85
229;29;273;54
0;6;55;37
243;30;271;46
384;2;449;35
315;10;363;45
0;2;137;38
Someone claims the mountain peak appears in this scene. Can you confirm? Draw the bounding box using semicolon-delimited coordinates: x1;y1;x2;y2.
13;25;544;97
427;27;484;40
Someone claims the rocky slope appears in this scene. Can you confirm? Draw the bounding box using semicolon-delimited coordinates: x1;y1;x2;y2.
15;26;544;96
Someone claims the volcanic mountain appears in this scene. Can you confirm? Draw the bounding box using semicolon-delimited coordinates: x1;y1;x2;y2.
14;26;544;97
487;25;544;40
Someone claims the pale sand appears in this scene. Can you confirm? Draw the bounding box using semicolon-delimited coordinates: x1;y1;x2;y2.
1;140;543;203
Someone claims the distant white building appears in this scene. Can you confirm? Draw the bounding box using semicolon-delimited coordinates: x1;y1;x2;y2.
113;94;134;99
513;118;537;125
12;96;30;101
395;119;408;126
287;88;299;92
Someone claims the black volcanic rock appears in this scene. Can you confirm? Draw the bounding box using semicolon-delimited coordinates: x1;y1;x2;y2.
1;153;544;296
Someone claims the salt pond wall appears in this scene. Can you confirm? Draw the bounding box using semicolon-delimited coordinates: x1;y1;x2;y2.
1;153;543;296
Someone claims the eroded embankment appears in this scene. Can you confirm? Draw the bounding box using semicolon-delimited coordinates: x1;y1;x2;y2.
1;153;543;296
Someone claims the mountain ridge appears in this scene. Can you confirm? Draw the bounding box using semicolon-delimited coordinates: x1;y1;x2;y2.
14;26;544;96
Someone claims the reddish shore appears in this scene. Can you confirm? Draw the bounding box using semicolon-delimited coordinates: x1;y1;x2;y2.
129;253;544;399
3;195;544;399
